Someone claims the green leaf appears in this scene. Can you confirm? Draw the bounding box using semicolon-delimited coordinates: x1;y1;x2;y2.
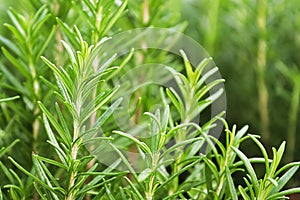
0;35;22;56
0;161;15;184
56;18;79;48
196;79;225;101
269;166;299;195
80;86;120;126
161;105;170;132
33;154;67;170
8;157;59;192
162;190;185;200
41;56;74;95
32;15;51;41
33;182;48;200
233;157;272;168
0;139;19;158
61;40;78;68
0;96;20;104
81;0;96;17
179;50;194;82
225;167;238;200
55;74;72;104
112;130;152;154
106;48;134;80
108;143;139;183
0;64;28;95
276;161;300;176
203;156;220;185
40;112;68;165
144;111;162;133
194;57;213;86
138;168;152;182
104;183;116;200
269;142;286;176
36;25;56;60
4;23;24;45
157;159;200;191
78;160;123;195
232;146;259;194
7;8;26;35
124;177;144;200
266;188;300;200
39;102;72;146
32;155;61;200
8;169;23;189
2;47;30;79
248;134;269;174
234;125;249;143
93;97;123;129
55;103;71;140
100;0;128;36
160;137;203;160
166;88;184;115
0;188;3;200
7;186;21;200
196;66;220;90
238;186;251;200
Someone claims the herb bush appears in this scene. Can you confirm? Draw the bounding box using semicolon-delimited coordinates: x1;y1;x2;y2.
0;0;300;199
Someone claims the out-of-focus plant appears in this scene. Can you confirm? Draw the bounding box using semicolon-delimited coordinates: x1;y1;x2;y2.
182;0;300;171
276;62;300;163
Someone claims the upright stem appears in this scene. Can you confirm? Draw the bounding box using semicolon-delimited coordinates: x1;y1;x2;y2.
29;59;40;152
143;0;149;25
286;75;300;162
256;0;270;149
204;0;220;55
30;60;40;200
67;113;81;199
146;173;155;200
216;141;232;196
146;153;159;200
170;88;194;194
66;75;83;199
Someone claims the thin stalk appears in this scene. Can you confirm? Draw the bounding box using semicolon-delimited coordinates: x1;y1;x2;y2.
216;131;236;197
84;52;100;200
146;153;160;199
286;74;300;162
256;0;270;150
204;0;220;55
143;0;149;25
55;30;64;66
216;149;230;195
29;54;40;200
170;87;194;194
29;60;40;152
66;71;83;199
127;0;150;182
67;116;81;199
146;173;155;200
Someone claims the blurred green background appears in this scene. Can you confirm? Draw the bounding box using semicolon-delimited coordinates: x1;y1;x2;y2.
181;0;300;161
1;0;300;185
181;0;300;186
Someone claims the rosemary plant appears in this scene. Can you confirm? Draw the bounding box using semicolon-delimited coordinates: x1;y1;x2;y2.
0;0;300;199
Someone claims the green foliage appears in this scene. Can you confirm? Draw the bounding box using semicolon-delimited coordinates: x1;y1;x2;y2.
182;0;300;164
0;0;300;199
